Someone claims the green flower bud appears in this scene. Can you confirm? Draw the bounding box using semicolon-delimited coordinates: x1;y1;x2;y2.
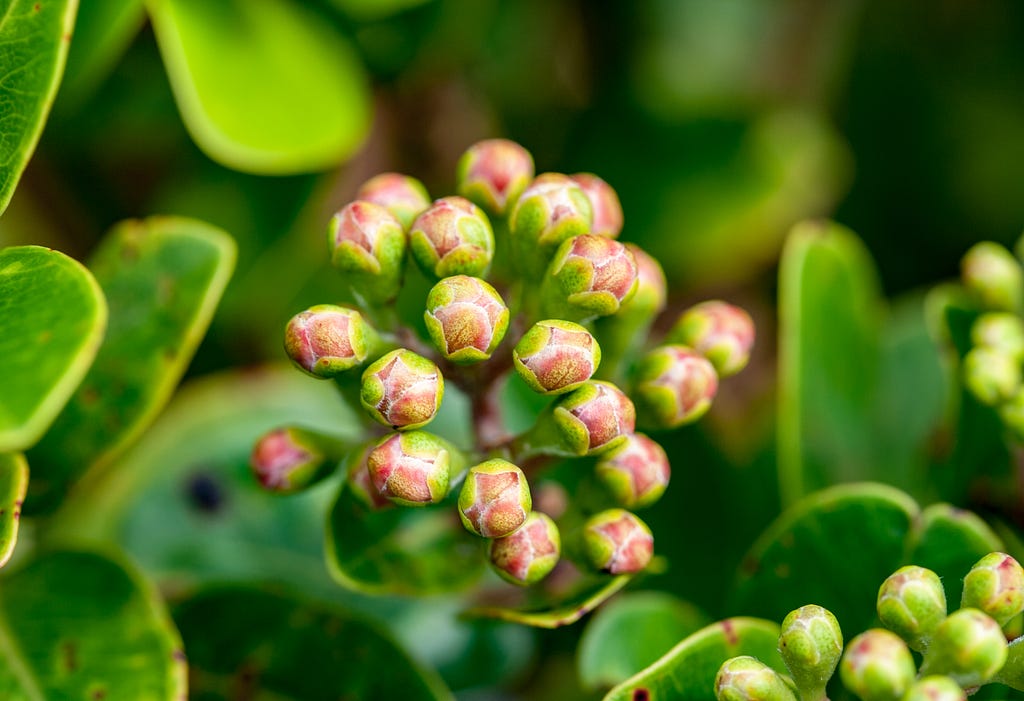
877;565;947;652
510;173;593;274
424;275;509;363
488;511;560;586
920;608;1007;688
409;196;495;279
571;173;623;239
542;234;639;322
668;300;756;378
902;676;966;701
621;244;667;316
971;313;1024;361
840;629;917;701
594;432;670;508
962;241;1024;312
328;200;407;304
456;139;535;217
366;431;456;506
961;552;1024;627
582;508;653;575
553;380;636;456
634;345;719;429
963;346;1021;406
458;459;532;538
347;443;392;510
715;656;799;701
355;172;431;230
360;349;444;430
778;605;843;699
284;304;380;378
250;426;339;493
513;320;601;395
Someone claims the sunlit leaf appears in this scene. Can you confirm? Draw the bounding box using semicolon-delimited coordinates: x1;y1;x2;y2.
0;454;27;568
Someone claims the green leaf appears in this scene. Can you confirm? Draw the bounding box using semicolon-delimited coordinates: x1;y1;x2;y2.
331;0;432;21
0;246;107;452
147;0;371;174
778;221;885;506
27;217;235;512
578;592;710;691
0;549;186;701
463;574;633;629
0;454;27;568
175;586;453;701
326;480;486;596
0;0;77;216
602;618;785;701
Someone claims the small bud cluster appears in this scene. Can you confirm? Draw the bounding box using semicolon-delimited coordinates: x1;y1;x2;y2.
255;139;754;593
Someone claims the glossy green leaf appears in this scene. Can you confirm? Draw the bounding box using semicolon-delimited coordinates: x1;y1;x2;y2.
0;549;186;700
578;592;710;691
147;0;371;174
27;217;235;512
0;454;27;568
603;618;785;701
464;574;633;629
0;0;77;215
176;586;452;701
326;481;485;596
0;246;107;452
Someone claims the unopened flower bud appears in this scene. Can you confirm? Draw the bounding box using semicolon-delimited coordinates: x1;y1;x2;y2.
553;380;636;456
778;605;843;699
621;244;667;316
902;676;966;701
355;172;431;230
510;173;593;274
715;656;799;701
920;609;1007;688
971;313;1024;361
458;459;532;538
962;241;1024;312
360;349;444;430
347;443;392;510
668;301;756;378
424;275;509;363
877;565;947;652
489;511;560;585
582;508;653;575
542;234;638;321
328;200;406;303
366;431;457;506
571;173;623;239
962;552;1024;626
513;320;601;395
963;346;1020;406
284;304;379;378
409;196;495;279
456;139;535;217
634;345;719;429
594;433;670;508
250;426;339;493
840;629;916;701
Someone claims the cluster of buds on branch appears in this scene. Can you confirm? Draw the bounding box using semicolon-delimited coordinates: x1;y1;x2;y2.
250;139;754;590
715;552;1024;701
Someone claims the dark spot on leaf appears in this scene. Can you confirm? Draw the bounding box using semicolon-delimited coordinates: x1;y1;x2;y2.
92;689;106;700
633;689;650;701
33;3;40;11
721;618;738;645
62;641;77;671
81;387;100;406
184;470;227;514
740;556;759;575
172;649;187;662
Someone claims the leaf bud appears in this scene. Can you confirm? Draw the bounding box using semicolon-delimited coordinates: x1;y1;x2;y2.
971;312;1024;361
961;552;1024;627
778;605;843;699
571;173;623;239
366;431;457;507
355;172;431;230
456;139;535;217
594;432;670;508
668;300;756;377
582;508;653;575
920;608;1007;688
424;275;509;363
840;629;917;701
634;345;719;429
902;676;967;701
963;346;1021;406
250;426;338;493
542;234;639;321
961;241;1024;312
715;656;799;701
510;173;593;274
488;511;561;586
553;380;636;456
458;459;532;538
409;196;495;279
360;349;444;430
513;319;601;395
284;304;379;378
328;200;406;304
877;565;947;652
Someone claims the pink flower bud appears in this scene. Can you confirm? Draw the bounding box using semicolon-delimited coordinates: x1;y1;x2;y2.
424;275;509;363
456;139;535;216
355;172;431;230
669;301;755;377
327;200;406;303
284;304;378;378
458;459;532;538
553;380;636;456
513;320;601;395
488;511;561;586
360;349;444;430
366;431;454;506
347;444;392;510
595;433;670;508
543;234;638;320
635;345;718;428
409;196;494;279
571;173;623;239
510;173;593;273
582;509;653;575
250;427;335;493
